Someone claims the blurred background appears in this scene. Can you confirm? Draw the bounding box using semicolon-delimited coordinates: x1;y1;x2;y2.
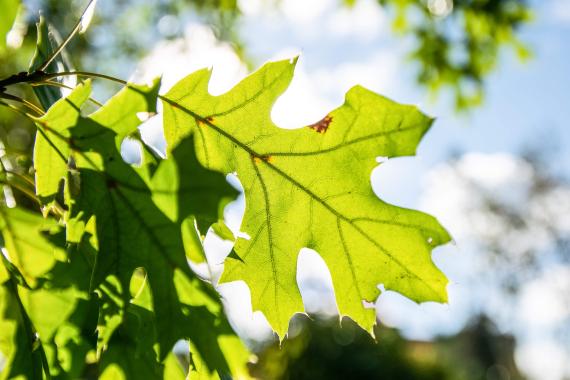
1;0;569;379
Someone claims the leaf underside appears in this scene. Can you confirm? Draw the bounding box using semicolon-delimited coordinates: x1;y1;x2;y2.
0;55;450;379
0;78;247;378
163;58;451;337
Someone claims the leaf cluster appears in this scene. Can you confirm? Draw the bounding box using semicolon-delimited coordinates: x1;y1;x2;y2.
0;10;248;378
17;0;532;111
374;0;532;109
0;3;450;379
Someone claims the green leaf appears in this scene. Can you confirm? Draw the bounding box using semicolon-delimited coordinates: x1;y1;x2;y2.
99;337;184;380
97;286;167;380
1;214;96;379
0;263;8;284
150;135;238;263
97;266;250;379
0;283;45;380
149;135;238;238
33;80;91;209
98;269;250;379
133;251;250;378
56;81;186;358
0;206;64;286
162;59;451;337
99;341;163;380
0;0;19;53
211;220;235;242
28;15;67;110
35;79;237;361
174;272;250;379
22;251;96;380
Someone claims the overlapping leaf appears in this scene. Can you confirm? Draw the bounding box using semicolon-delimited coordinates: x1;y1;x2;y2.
163;58;451;337
3;40;451;379
0;206;64;286
28;15;67;110
29;78;248;377
0;210;92;380
0;282;45;380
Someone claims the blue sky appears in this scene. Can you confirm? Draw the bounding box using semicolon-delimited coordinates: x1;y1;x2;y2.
229;2;570;378
5;0;569;377
238;0;570;207
129;1;570;377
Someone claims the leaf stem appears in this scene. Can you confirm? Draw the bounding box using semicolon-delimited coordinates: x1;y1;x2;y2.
3;169;35;187
31;80;103;107
0;160;40;206
36;0;98;72
0;69;126;91
2;179;40;205
0;93;44;116
0;100;37;120
42;71;127;85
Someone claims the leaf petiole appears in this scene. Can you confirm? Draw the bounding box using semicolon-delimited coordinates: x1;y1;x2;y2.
31;80;103;107
0;93;44;116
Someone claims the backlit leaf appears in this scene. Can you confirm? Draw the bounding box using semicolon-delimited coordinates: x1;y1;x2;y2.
0;0;19;53
163;59;451;337
0;206;64;286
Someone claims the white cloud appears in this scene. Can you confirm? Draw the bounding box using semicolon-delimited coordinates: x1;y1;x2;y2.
416;152;570;379
134;23;247;94
271;56;335;129
312;50;399;98
218;281;275;344
297;248;338;316
420;153;553;252
238;0;266;16
516;340;569;380
420;152;570;285
279;0;334;26
326;0;387;41
244;0;389;43
548;0;570;25
133;23;248;151
376;282;467;340
519;266;570;328
271;51;399;129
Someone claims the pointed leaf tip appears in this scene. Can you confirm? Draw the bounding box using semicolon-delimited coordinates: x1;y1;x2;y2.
162;59;450;339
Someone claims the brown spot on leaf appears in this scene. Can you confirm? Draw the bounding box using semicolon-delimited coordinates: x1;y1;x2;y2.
196;116;214;127
251;154;273;164
308;115;333;134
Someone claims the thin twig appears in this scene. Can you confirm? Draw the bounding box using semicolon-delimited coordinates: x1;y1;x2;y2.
1;69;128;92
42;71;127;85
0;93;44;116
0;100;36;119
2;179;40;205
31;80;103;107
37;0;98;72
4;169;35;187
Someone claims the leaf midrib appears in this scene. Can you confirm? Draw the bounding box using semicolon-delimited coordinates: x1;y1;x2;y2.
263;123;418;157
163;98;443;299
